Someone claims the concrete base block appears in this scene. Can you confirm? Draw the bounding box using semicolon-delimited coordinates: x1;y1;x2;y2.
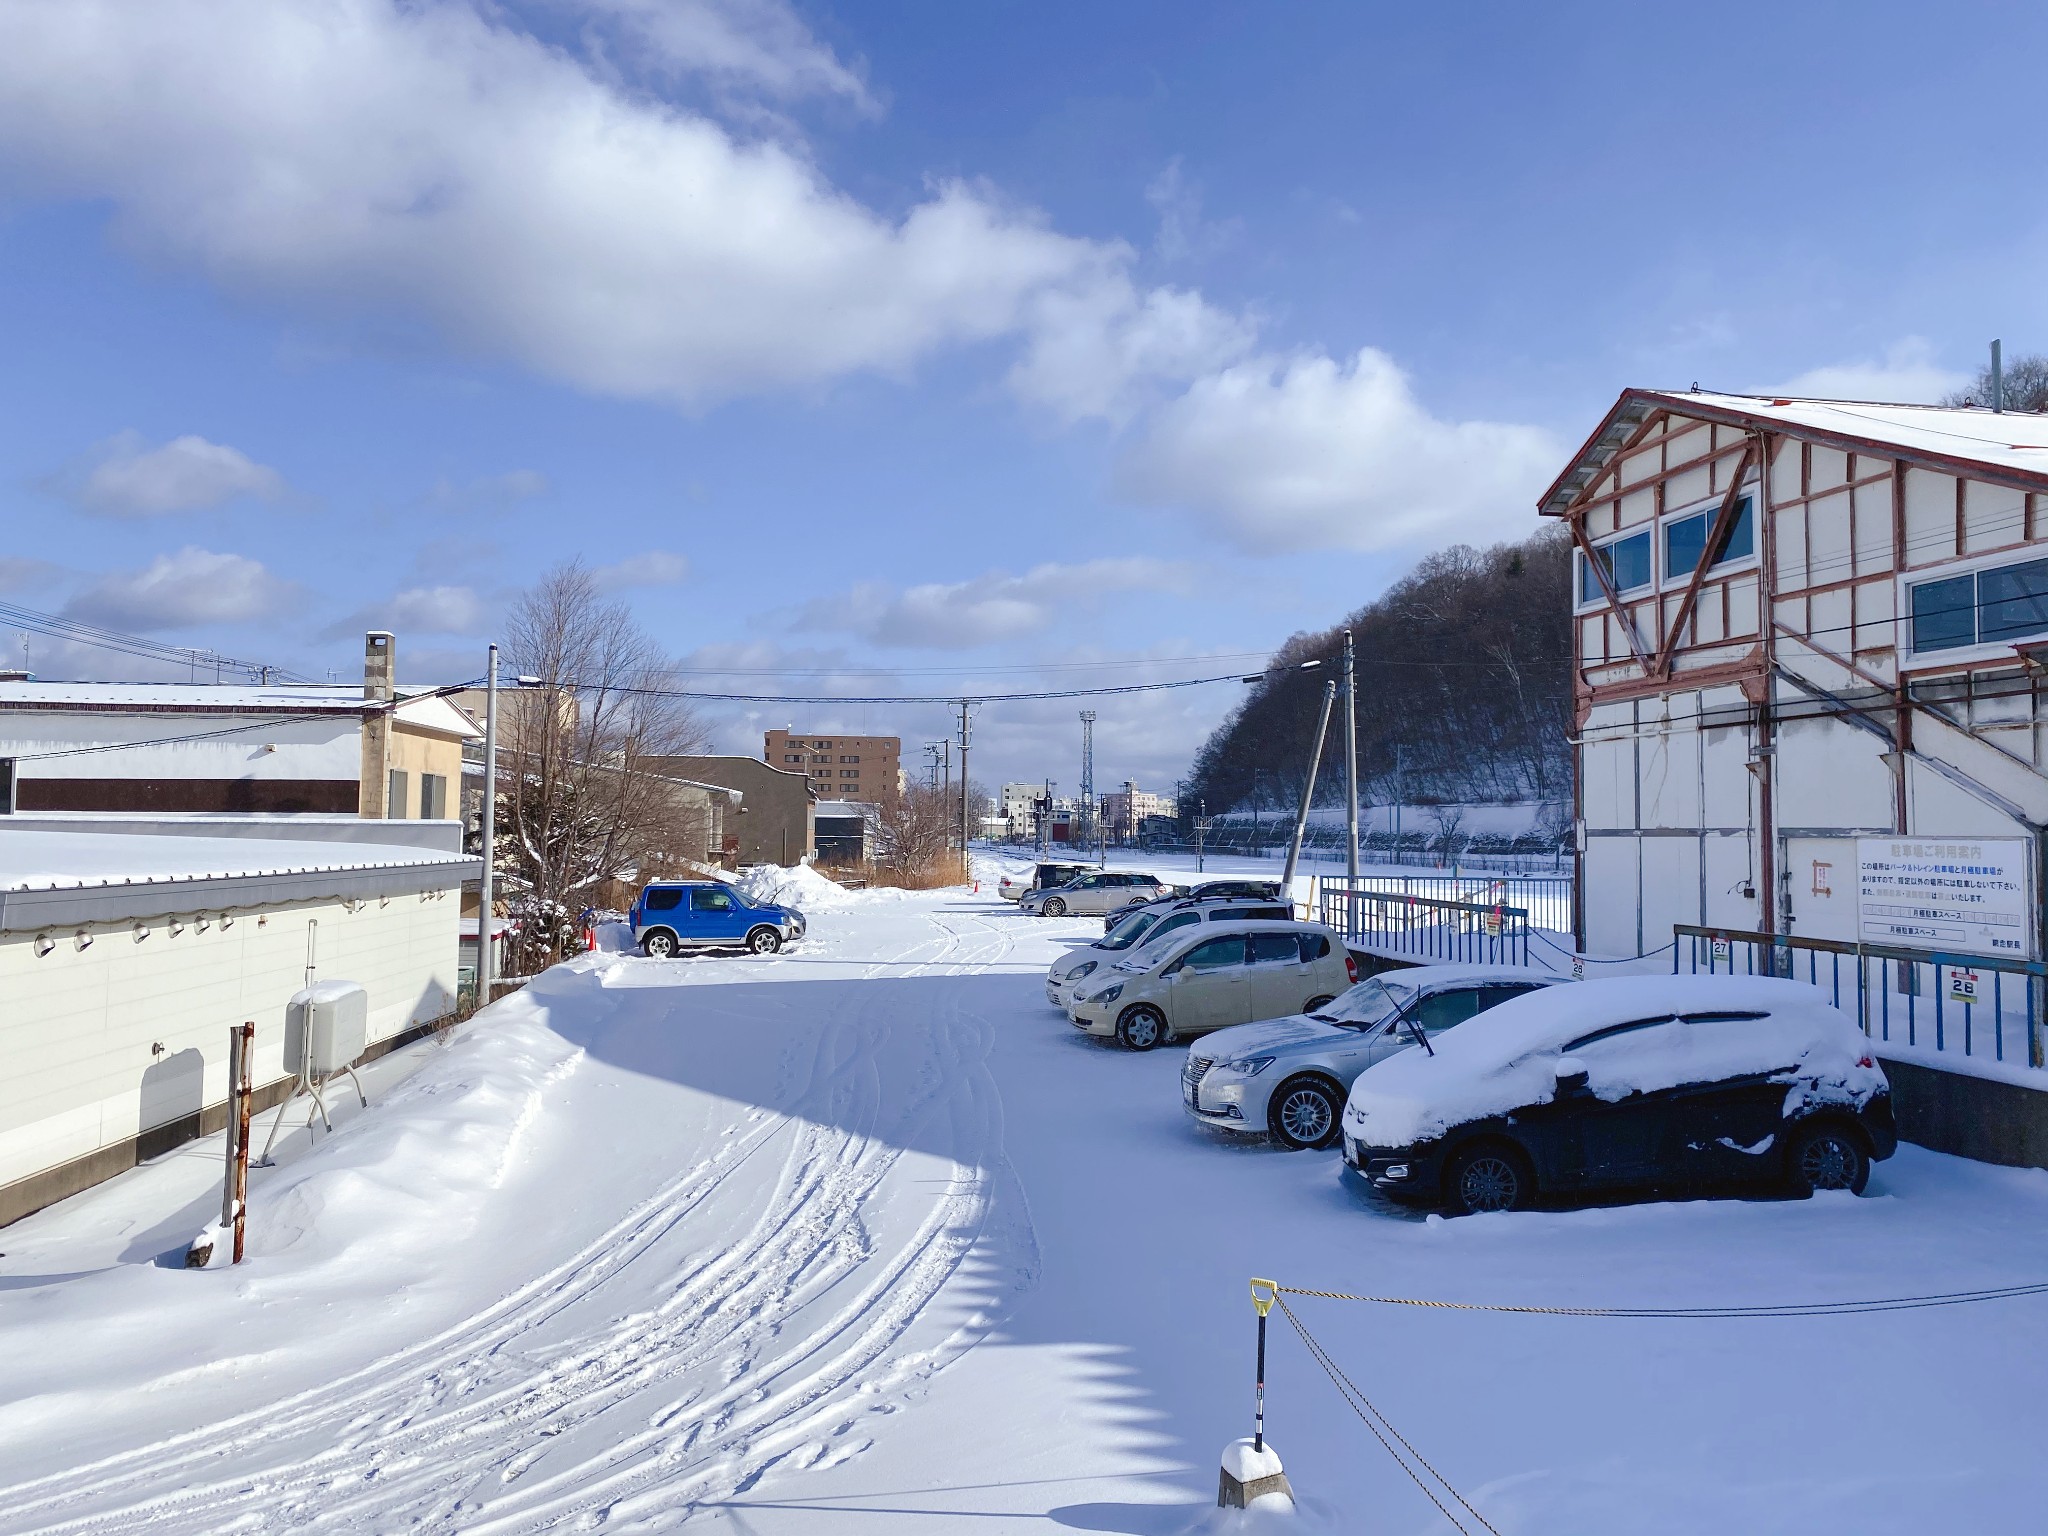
1218;1436;1293;1509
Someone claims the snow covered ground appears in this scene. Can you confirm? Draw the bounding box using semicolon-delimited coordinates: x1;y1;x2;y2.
3;872;2047;1533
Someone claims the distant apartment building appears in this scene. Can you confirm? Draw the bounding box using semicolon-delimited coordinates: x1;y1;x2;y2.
764;729;900;803
1101;787;1176;840
999;782;1047;832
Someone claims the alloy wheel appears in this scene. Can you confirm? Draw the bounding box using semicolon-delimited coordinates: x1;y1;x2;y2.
1277;1087;1334;1147
1798;1132;1857;1190
1458;1155;1522;1213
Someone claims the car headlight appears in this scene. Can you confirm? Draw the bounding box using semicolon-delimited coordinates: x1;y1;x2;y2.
1219;1056;1275;1077
1070;960;1098;980
1096;983;1123;1004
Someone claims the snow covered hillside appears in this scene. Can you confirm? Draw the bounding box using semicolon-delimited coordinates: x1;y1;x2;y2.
2;878;2046;1533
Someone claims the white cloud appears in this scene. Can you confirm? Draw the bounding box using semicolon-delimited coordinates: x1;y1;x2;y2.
594;551;690;590
0;556;61;595
0;0;1218;414
1009;275;1255;425
1773;337;1968;404
374;585;489;634
795;558;1193;649
53;431;287;517
428;468;550;509
1115;348;1559;555
65;547;294;630
550;0;872;107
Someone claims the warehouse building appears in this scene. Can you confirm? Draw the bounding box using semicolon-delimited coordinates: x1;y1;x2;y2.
0;815;474;1225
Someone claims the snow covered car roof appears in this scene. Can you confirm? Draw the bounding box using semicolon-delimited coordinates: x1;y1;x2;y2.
1344;975;1884;1148
1116;917;1337;971
1365;963;1561;994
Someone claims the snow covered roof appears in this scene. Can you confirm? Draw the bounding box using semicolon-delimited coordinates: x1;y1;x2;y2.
1373;962;1565;992
1541;389;2048;517
0;681;369;714
0;827;475;932
0;829;471;893
392;692;483;741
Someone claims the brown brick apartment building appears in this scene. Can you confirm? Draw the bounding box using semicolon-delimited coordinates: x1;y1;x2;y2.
765;729;901;804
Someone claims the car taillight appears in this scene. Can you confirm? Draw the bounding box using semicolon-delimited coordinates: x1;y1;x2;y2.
1345;954;1358;984
1857;1054;1875;1069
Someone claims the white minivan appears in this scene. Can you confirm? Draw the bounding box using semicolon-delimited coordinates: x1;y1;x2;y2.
1065;920;1354;1051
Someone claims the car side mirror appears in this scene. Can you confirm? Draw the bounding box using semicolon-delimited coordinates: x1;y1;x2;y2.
1553;1057;1591;1099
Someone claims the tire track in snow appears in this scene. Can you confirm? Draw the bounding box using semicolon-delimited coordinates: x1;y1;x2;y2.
0;900;1035;1535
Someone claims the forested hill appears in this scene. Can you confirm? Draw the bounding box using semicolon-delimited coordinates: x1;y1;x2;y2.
1180;527;1572;819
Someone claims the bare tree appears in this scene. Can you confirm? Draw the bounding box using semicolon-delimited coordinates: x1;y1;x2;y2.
1428;804;1471;867
498;562;707;967
1945;353;2048;414
872;781;962;887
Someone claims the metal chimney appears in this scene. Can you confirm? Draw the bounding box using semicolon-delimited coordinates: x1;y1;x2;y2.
1993;339;2005;414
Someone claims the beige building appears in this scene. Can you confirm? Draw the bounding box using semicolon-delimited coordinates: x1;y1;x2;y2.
1101;787;1175;840
764;728;900;804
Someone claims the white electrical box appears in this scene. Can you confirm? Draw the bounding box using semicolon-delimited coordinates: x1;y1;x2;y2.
284;981;369;1078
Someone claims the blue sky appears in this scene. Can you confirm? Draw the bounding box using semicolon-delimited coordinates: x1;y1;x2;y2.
0;0;2042;792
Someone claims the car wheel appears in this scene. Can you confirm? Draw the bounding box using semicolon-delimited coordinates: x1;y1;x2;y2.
1042;897;1067;917
1304;995;1336;1012
641;929;679;959
1268;1077;1342;1150
746;926;783;955
1115;1005;1168;1051
1446;1143;1532;1215
1786;1123;1869;1196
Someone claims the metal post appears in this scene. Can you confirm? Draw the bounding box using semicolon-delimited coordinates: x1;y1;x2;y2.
478;643;498;1004
1992;338;2005;414
231;1020;253;1264
1282;680;1338;894
1196;800;1210;872
958;700;972;879
1343;629;1359;881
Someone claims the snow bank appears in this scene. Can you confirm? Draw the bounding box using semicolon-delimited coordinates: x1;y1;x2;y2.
1344;975;1885;1147
735;861;861;911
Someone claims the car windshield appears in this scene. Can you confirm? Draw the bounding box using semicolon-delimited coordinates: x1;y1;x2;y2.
1100;910;1162;950
1312;977;1417;1030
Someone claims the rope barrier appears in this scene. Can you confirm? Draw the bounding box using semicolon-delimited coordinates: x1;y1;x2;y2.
1276;1297;1501;1536
1273;1278;2048;1318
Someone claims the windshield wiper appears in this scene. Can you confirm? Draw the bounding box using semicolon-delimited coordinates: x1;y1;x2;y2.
1395;1007;1435;1056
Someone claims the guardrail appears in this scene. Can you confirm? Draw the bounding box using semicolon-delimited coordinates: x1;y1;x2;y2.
1314;872;1570;934
1318;883;1533;967
1674;925;2048;1071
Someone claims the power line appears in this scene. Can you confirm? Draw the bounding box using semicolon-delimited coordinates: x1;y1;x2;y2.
0;599;315;684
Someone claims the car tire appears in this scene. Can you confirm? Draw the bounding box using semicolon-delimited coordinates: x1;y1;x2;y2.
1785;1122;1870;1196
746;926;783;955
1042;897;1067;917
1304;995;1336;1012
1267;1076;1342;1150
1445;1142;1533;1215
1115;1005;1169;1051
641;929;680;959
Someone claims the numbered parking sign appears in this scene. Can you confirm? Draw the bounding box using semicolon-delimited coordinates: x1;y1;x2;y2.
1710;936;1731;960
1950;969;1980;1005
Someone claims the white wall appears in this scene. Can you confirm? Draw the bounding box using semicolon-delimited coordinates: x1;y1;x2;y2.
0;886;460;1194
3;711;360;783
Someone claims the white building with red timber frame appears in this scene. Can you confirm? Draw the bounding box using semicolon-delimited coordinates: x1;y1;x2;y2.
1543;390;2048;966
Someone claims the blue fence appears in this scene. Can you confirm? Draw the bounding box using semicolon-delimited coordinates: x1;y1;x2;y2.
1675;925;2048;1072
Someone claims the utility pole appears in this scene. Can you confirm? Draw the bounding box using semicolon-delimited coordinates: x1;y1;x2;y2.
1393;743;1406;858
477;644;499;1005
1078;710;1096;851
957;700;972;875
1282;680;1338;894
1195;799;1213;873
1993;338;2005;414
1343;628;1360;881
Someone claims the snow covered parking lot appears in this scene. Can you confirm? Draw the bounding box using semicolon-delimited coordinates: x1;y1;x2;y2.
3;878;2047;1534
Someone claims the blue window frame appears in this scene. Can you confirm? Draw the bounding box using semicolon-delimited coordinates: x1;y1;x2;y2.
1580;530;1652;603
1909;557;2048;654
1663;496;1755;580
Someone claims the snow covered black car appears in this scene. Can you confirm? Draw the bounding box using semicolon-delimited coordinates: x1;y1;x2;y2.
1339;975;1896;1215
1182;964;1562;1149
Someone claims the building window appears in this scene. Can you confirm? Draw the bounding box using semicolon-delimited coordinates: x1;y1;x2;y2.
841;768;858;777
420;772;448;819
0;757;13;814
784;754;802;763
1911;556;2048;653
1579;529;1652;603
388;768;410;818
1662;496;1755;580
840;755;859;763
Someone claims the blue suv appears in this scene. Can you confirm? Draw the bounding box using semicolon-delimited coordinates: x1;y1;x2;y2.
630;880;806;957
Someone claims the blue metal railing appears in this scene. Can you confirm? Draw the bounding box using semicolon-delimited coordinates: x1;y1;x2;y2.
1319;883;1533;967
1674;925;2048;1071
